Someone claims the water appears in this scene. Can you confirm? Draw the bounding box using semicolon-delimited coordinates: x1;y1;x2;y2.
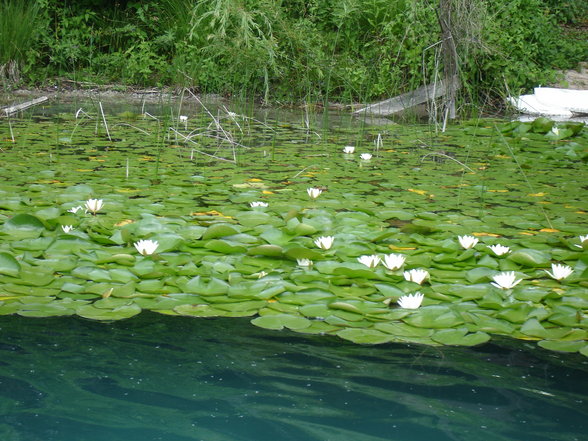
0;313;585;441
0;99;586;439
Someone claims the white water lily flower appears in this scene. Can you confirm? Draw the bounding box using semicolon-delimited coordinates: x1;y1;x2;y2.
314;236;334;250
403;269;429;285
458;235;479;249
360;153;372;160
357;254;381;268
68;205;84;214
575;235;588;249
343;146;355;154
134;239;159;256
545;263;573;281
307;187;323;199
397;292;424;309
250;201;268;208
85;198;104;214
488;244;511;256
297;258;313;268
551;126;559;136
491;271;522;290
61;225;74;233
179;115;188;122
382;254;406;271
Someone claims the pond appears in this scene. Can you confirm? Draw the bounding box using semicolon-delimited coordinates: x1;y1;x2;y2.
0;312;587;441
0;95;586;439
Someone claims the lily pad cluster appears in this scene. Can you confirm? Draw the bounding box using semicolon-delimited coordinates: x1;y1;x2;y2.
0;108;586;355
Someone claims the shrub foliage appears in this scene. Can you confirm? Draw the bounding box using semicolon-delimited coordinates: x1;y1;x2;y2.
1;0;586;108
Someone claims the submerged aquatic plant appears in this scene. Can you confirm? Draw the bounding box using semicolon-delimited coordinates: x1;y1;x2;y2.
357;254;381;268
458;235;478;249
403;269;429;285
545;263;573;281
491;272;522;290
314;236;334;250
85;199;104;215
382;254;405;270
397;293;424;309
488;244;511;256
134;239;159;256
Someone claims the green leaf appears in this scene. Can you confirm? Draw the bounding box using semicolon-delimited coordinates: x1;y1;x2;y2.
283;246;323;260
202;223;240;240
465;267;495;283
17;301;76;317
251;314;312;330
537;340;585;353
508;249;550;267
182;276;230;295
431;328;491;346
247;244;284;257
0;252;20;276
439;284;491;300
76;303;142;320
174;304;223;317
336;328;395;344
4;213;45;229
374;321;433;337
402;305;463;328
204;239;247;254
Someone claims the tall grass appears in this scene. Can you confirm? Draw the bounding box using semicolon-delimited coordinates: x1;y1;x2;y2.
0;0;41;84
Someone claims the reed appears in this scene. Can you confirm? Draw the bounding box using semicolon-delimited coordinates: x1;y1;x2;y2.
0;0;41;85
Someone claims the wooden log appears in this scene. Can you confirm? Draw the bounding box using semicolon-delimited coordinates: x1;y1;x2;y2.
354;76;458;117
2;96;48;116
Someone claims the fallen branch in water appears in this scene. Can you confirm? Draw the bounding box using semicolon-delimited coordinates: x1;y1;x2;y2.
2;96;48;116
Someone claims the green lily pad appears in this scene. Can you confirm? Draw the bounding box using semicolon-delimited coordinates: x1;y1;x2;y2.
76;303;142;320
204;239;247;254
182;276;230;295
402;305;463;328
251;313;312;330
247;244;284;257
202;223;241;240
0;252;21;277
3;213;45;239
336;328;395;344
174;303;223;317
431;328;491;346
537;339;585;353
374;321;433;337
283;246;324;260
508;249;550;267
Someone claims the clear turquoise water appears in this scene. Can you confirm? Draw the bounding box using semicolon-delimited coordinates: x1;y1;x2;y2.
0;313;585;441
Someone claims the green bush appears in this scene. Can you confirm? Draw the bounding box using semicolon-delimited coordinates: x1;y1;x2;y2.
5;0;587;110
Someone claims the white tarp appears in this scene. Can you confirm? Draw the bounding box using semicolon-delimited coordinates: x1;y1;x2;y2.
508;87;588;116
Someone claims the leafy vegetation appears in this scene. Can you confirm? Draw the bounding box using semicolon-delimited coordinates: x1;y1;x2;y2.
0;102;586;355
0;0;42;85
1;0;586;107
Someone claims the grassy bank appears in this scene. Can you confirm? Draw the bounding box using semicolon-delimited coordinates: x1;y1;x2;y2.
1;0;587;110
